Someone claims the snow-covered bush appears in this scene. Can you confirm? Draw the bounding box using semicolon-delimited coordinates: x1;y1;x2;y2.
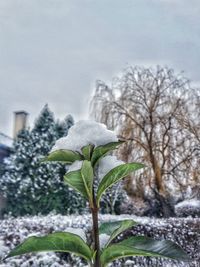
0;214;198;266
175;199;200;218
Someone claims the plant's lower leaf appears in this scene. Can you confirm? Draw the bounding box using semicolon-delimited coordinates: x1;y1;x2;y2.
5;232;93;262
99;220;137;247
100;236;190;266
91;141;124;167
64;170;88;199
42;149;83;163
97;163;144;205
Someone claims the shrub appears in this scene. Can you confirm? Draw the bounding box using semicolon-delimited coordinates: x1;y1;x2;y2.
2;121;190;266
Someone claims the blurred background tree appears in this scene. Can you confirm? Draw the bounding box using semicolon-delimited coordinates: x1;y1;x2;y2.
0;105;86;216
90;66;200;217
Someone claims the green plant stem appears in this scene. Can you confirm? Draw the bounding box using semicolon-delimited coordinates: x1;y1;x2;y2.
91;204;101;267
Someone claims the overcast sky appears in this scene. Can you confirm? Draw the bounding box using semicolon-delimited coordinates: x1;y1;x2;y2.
0;0;200;137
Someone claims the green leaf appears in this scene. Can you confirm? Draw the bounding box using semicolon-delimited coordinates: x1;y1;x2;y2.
99;220;137;247
91;141;124;166
64;160;94;203
81;144;94;160
97;163;144;205
5;232;93;262
64;169;88;199
100;236;190;266
80;160;94;203
42;149;83;163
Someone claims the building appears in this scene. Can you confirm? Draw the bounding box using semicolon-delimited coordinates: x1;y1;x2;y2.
13;111;29;139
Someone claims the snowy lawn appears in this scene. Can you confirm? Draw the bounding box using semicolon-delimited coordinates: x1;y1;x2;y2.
0;214;199;267
175;199;200;217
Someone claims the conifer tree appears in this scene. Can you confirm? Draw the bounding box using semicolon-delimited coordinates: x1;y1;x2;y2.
0;105;86;216
0;129;33;215
55;114;74;138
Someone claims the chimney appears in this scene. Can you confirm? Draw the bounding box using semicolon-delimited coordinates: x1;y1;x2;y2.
13;111;29;138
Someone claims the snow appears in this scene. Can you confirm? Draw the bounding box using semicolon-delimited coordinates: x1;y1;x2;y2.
65;227;86;242
175;198;200;217
67;160;83;172
175;199;200;209
97;155;124;180
51;120;118;153
124;260;136;266
0;239;8;259
99;233;110;248
0;213;198;266
67;156;124;182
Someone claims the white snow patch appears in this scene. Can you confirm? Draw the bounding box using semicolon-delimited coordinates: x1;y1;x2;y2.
98;155;124;180
67;156;124;180
0;214;198;266
0;239;8;258
51;120;118;152
99;233;110;248
27;232;41;238
124;260;136;266
175;198;200;209
65;228;87;242
67;161;83;173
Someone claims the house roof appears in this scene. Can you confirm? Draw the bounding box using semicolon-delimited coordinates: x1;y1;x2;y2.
0;132;13;148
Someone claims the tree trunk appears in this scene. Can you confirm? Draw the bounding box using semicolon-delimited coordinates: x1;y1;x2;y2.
154;190;175;217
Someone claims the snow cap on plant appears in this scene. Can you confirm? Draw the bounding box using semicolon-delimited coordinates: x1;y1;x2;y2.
51;120;118;152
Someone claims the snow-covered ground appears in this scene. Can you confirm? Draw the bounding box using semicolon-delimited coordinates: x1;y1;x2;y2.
176;199;200;209
0;214;199;266
175;199;200;217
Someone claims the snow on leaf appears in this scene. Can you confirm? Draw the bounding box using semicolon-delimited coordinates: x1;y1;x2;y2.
65;228;87;242
51;120;118;153
67;161;83;173
99;234;110;249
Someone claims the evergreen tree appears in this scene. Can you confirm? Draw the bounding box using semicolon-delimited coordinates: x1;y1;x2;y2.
55;114;74;138
0;105;86;216
0;161;5;178
55;115;74;139
0;129;33;215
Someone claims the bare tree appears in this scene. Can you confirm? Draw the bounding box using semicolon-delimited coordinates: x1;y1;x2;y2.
90;66;200;217
176;89;200;198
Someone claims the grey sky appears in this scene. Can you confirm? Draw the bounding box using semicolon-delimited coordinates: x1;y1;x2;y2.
0;0;200;136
